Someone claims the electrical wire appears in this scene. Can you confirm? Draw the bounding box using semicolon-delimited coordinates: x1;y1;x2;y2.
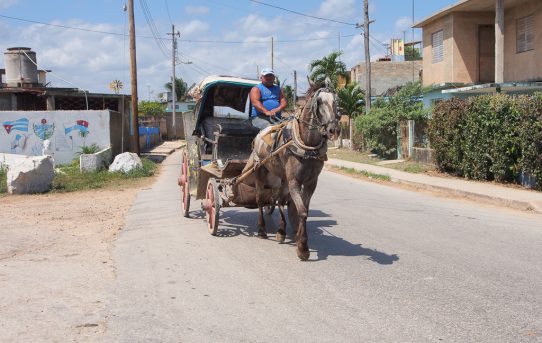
138;0;170;58
20;49;89;109
0;14;357;45
0;13;159;39
164;0;173;26
249;0;357;26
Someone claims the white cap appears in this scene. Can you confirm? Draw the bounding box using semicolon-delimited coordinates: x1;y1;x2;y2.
260;67;275;76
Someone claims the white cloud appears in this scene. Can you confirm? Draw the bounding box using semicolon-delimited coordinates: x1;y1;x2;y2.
0;0;18;10
182;20;209;36
184;5;209;15
317;0;356;22
395;16;413;32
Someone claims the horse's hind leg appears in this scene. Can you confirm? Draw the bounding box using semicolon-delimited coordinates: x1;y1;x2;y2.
276;204;286;242
255;173;268;239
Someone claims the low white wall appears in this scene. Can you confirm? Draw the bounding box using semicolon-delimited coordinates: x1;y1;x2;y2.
80;147;112;172
0;110;112;165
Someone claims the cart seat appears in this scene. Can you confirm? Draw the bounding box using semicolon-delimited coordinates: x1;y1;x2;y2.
215;122;259;137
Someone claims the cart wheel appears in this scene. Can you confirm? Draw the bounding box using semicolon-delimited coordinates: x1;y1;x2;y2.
205;179;220;236
180;150;191;217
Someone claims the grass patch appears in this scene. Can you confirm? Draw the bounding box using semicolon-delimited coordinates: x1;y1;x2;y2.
0;164;7;194
328;148;381;164
337;166;391;181
385;161;433;174
51;157;158;192
328;148;435;174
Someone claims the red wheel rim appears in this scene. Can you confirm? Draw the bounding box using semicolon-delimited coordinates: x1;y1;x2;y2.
206;183;215;229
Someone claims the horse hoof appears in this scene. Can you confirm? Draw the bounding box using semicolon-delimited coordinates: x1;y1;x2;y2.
297;249;310;261
257;232;268;239
276;232;286;243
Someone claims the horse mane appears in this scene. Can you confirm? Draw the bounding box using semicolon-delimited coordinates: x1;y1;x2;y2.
305;81;324;99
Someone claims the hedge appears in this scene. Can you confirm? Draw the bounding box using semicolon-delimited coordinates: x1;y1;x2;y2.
428;93;542;190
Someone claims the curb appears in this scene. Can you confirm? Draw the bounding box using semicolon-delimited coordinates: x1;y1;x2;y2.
326;163;542;214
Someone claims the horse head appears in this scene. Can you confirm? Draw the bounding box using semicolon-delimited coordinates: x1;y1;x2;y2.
307;77;341;141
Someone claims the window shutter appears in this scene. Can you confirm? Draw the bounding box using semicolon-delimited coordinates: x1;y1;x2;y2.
432;30;444;63
517;15;534;53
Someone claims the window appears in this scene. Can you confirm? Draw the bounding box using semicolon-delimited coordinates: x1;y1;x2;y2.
517;15;534;53
432;30;444;63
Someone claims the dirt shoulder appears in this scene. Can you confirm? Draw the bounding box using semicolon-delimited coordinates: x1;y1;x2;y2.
0;177;155;342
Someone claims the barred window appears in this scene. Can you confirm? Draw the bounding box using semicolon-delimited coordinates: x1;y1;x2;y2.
517;15;534;53
432;30;444;63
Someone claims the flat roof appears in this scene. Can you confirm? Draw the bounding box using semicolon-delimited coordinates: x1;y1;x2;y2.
441;82;542;94
413;0;529;28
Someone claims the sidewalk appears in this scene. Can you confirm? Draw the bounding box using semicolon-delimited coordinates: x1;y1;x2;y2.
140;140;185;162
327;158;542;214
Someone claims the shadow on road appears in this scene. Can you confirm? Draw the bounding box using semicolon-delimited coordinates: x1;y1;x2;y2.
213;208;399;265
307;210;399;264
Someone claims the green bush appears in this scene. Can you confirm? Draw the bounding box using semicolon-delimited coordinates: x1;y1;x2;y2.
355;81;428;159
0;164;7;194
517;94;542;188
428;98;467;175
427;93;542;189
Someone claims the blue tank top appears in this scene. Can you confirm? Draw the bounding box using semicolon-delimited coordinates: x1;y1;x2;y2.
251;83;281;119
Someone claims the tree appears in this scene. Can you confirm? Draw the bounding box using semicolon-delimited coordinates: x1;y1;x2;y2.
355;81;428;158
337;83;365;149
282;85;295;110
405;46;421;61
308;51;348;88
164;77;188;101
138;100;166;117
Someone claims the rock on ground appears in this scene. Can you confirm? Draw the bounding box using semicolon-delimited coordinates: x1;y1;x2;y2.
3;154;55;194
109;152;142;173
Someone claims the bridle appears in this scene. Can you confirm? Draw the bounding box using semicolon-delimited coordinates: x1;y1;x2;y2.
292;86;339;150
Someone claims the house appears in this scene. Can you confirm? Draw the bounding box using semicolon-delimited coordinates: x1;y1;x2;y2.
0;47;136;163
414;0;542;105
351;60;423;97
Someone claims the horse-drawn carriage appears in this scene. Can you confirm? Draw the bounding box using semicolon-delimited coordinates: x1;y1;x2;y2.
178;76;279;234
178;75;340;260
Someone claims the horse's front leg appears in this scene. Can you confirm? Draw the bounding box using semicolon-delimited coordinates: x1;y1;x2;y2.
288;179;310;260
275;183;289;242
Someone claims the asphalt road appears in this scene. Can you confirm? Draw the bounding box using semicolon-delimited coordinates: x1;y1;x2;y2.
105;150;542;343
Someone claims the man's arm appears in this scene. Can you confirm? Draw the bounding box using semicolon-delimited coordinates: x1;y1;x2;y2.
269;89;288;115
250;87;273;116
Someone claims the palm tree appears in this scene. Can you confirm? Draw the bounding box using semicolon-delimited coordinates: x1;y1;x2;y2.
164;77;188;101
337;83;365;149
308;51;348;88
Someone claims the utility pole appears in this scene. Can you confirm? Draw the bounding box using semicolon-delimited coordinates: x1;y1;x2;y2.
363;0;371;114
293;70;297;109
167;25;180;139
127;0;140;154
271;36;274;69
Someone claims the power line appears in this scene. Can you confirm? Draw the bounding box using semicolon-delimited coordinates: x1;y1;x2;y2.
139;0;170;58
0;13;160;39
0;13;358;45
249;0;356;26
164;0;173;25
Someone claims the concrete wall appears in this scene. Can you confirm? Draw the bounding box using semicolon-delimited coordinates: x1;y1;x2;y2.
421;14;454;86
504;0;542;82
0;110;113;165
351;61;422;96
421;0;541;86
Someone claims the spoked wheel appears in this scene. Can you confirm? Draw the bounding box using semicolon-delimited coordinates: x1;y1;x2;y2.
179;149;190;217
204;179;220;236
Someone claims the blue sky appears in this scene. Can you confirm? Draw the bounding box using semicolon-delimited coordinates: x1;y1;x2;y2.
0;0;458;98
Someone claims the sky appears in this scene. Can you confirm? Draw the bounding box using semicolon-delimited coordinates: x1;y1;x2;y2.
0;0;458;99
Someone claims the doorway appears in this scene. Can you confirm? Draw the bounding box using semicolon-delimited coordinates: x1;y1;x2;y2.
479;25;495;83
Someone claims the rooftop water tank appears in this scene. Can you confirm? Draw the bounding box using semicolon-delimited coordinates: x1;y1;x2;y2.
4;47;39;87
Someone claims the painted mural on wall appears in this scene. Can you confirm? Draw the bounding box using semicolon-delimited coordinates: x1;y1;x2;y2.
0;110;111;165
